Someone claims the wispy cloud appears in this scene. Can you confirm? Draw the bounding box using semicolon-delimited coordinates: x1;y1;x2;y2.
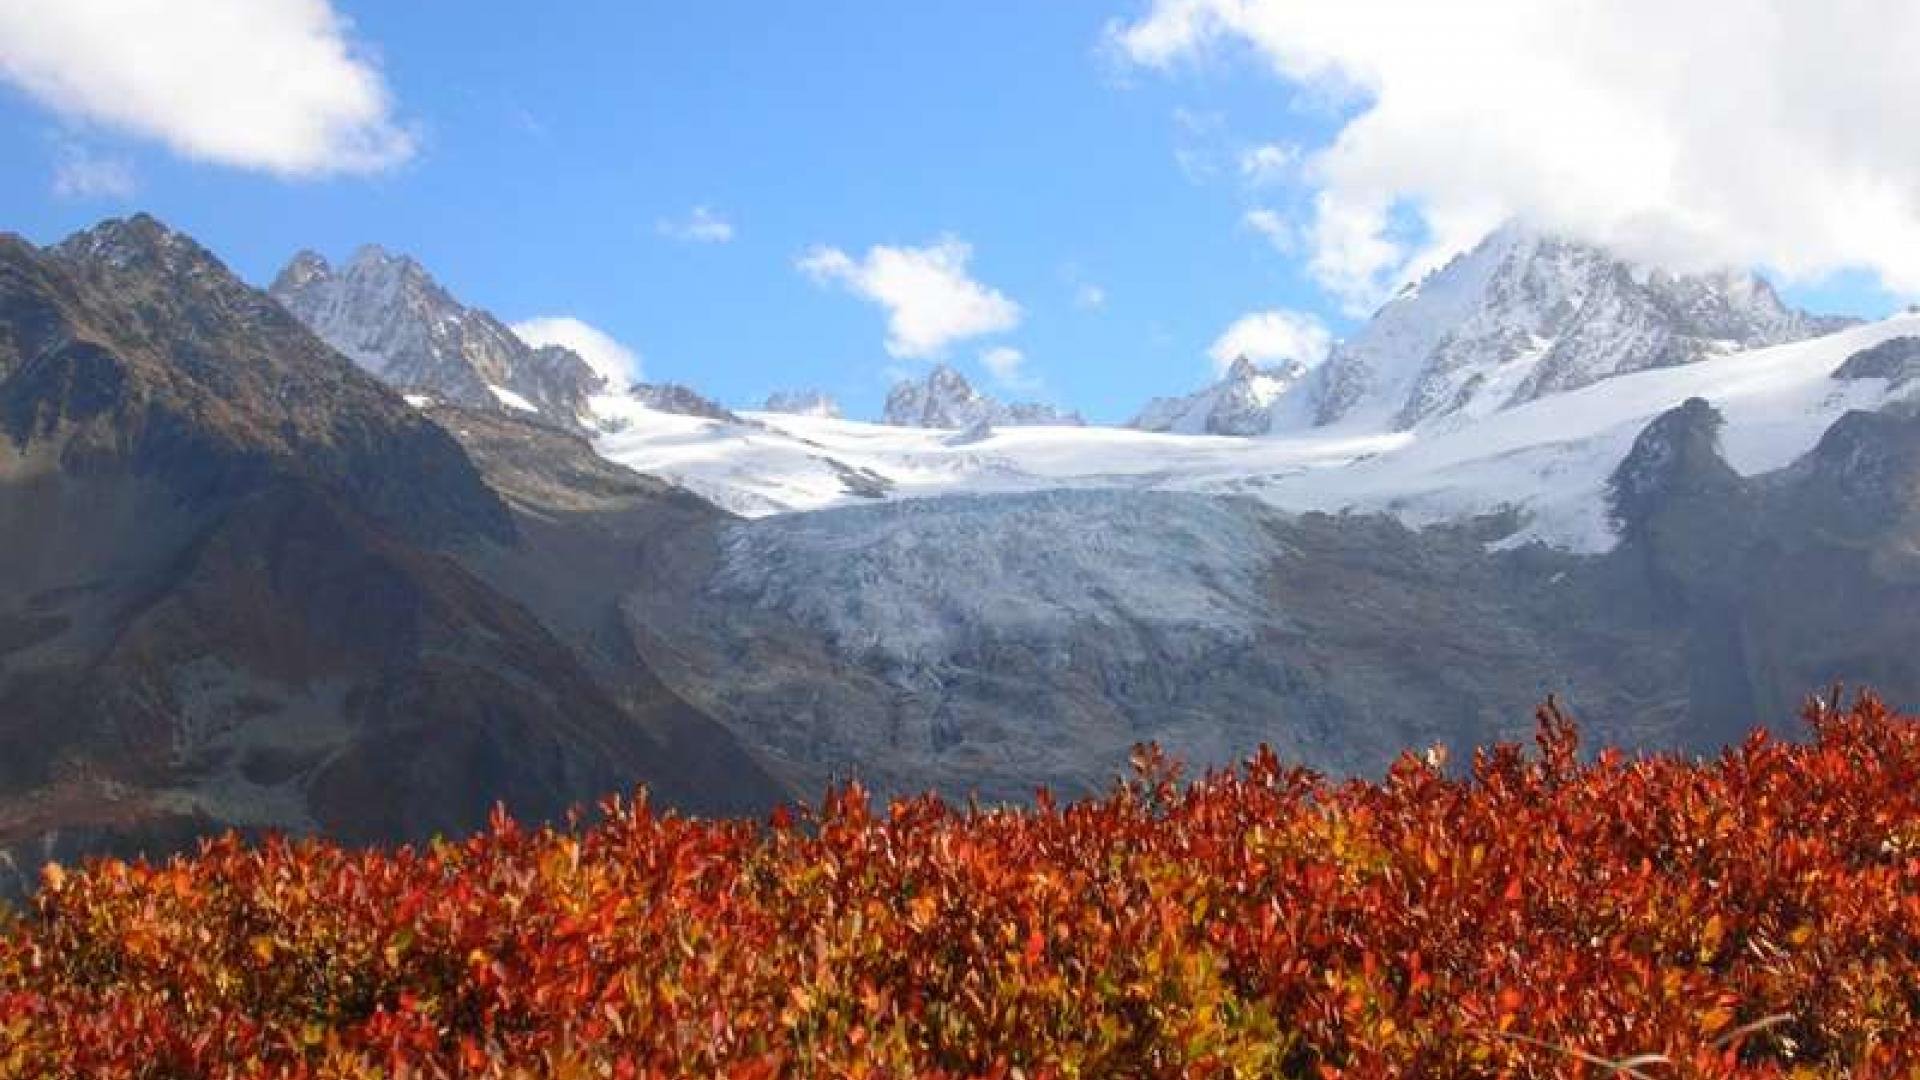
50;139;136;199
1237;143;1296;185
657;205;736;244
1242;207;1293;253
980;345;1041;393
1059;262;1107;310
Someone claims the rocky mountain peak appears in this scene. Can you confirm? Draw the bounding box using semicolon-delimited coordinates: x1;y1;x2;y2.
882;363;1080;429
629;382;740;423
1606;397;1743;539
269;247;603;430
53;214;229;285
1303;225;1831;433
273;250;332;293
762;390;842;418
1130;355;1311;436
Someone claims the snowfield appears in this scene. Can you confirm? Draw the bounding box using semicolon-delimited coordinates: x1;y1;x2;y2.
592;314;1920;552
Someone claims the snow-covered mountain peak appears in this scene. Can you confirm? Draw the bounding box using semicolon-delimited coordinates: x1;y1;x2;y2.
1302;225;1829;433
54;213;222;278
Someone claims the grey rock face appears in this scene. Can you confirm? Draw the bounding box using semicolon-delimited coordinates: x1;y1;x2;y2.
1832;336;1920;391
629;382;739;422
269;246;604;429
1131;356;1310;436
1606;397;1743;539
762;390;843;418
621;488;1688;802
1796;405;1920;527
1305;227;1829;432
1602;400;1920;745
882;364;1082;428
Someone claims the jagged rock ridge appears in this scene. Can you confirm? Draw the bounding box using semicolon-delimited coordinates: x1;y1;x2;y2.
882;364;1082;429
762;390;842;419
627;382;739;423
1131;356;1310;436
270;247;604;429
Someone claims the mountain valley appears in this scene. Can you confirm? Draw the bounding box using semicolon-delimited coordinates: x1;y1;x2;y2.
5;212;1920;887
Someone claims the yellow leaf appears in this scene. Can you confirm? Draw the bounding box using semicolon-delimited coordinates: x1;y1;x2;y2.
1700;914;1726;958
908;896;938;929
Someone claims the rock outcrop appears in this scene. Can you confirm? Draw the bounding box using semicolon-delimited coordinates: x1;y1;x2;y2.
882;364;1082;429
1131;356;1310;436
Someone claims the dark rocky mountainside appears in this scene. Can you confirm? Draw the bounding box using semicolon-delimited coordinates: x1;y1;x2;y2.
1612;396;1920;741
0;216;781;895
1832;335;1920;391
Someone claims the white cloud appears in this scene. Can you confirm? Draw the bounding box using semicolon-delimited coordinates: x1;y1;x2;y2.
1112;0;1920;305
1242;207;1293;252
799;236;1021;359
0;0;412;177
1207;309;1330;373
657;205;735;244
510;316;644;389
1074;283;1108;309
980;345;1041;392
1238;143;1295;184
50;141;136;199
1170;107;1228;182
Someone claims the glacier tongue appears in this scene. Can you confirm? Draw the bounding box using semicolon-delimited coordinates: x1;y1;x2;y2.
705;489;1274;665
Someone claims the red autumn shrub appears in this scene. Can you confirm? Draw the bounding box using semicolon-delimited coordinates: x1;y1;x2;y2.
5;694;1920;1079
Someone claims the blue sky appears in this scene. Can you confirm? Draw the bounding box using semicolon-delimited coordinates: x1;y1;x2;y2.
0;1;1911;423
